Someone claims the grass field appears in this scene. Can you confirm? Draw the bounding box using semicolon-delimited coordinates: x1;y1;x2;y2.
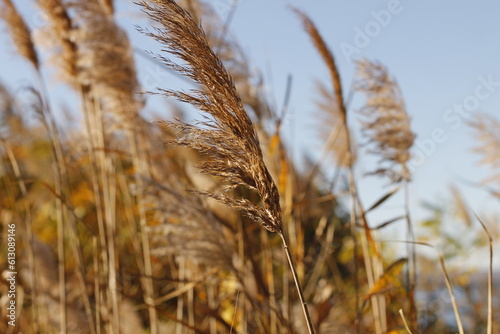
0;0;497;333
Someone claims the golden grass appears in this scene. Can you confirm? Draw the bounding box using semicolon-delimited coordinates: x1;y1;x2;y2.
0;1;496;333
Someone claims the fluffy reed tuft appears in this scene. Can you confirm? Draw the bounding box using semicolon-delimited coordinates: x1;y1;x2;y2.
98;0;114;16
148;183;234;270
469;113;500;187
71;0;140;119
355;59;415;182
314;80;354;167
36;0;78;82
138;0;282;234
0;0;39;69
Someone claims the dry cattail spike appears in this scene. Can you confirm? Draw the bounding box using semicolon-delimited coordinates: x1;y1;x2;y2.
355;59;415;182
0;0;39;69
138;0;283;234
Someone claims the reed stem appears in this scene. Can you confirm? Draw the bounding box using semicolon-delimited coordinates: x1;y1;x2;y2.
279;232;315;334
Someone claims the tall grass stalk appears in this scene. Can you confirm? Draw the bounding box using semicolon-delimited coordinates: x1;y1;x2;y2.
293;9;389;332
138;1;315;332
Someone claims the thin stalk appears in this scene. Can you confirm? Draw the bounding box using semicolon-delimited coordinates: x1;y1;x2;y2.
282;251;289;324
128;131;159;334
399;309;414;334
82;90;108;333
207;281;217;334
475;214;493;334
2;140;38;332
187;262;195;334
438;257;464;334
346;163;360;329
37;72;97;334
237;213;247;333
304;216;335;300
413;242;464;334
359;231;382;334
93;97;120;334
374;236;387;332
261;230;277;334
65;209;97;334
33;83;67;334
176;258;185;334
403;180;416;327
355;189;386;332
278;232;315;334
93;237;101;334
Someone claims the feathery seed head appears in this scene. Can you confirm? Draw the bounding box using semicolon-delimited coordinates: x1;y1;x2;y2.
355;59;415;182
1;0;39;69
139;0;283;233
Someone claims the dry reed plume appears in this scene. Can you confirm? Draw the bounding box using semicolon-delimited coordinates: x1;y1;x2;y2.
1;0;39;69
139;0;315;332
355;59;415;183
138;1;282;233
470;113;500;188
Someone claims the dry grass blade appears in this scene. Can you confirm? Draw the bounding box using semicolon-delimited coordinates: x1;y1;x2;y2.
294;7;355;170
138;0;282;233
0;0;39;69
473;213;494;334
398;309;414;334
362;258;406;303
410;241;465;334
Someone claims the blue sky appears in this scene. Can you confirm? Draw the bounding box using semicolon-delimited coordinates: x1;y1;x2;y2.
1;0;498;267
222;0;500;248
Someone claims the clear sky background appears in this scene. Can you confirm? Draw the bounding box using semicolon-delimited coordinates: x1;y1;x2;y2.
1;0;498;268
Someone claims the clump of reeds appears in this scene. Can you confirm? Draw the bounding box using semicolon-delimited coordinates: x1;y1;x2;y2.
138;0;314;332
0;1;495;333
